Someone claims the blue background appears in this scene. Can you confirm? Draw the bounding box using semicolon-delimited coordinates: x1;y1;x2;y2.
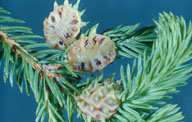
0;0;192;122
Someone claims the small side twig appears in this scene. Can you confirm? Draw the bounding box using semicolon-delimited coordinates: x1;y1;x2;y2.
0;31;61;79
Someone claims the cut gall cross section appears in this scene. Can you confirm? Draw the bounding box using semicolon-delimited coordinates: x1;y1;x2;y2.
43;0;87;50
68;25;116;72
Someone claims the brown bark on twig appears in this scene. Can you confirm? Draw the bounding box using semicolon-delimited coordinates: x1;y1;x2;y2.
0;31;61;79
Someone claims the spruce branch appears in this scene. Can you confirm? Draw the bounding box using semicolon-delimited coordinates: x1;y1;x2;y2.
0;6;80;122
113;12;192;122
75;12;192;122
0;30;75;122
0;31;65;82
0;3;191;122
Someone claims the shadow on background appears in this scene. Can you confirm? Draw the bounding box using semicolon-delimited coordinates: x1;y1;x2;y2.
0;0;192;122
